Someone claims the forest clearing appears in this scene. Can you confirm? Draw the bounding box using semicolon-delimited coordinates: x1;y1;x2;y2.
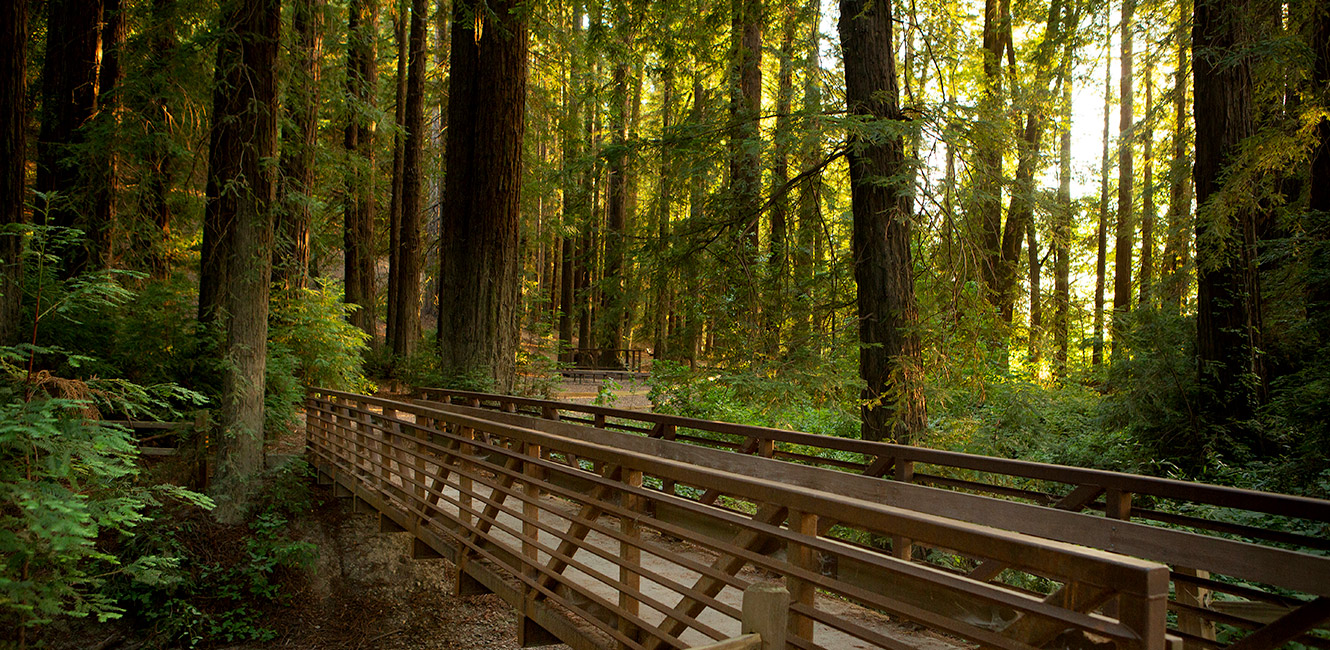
2;0;1330;647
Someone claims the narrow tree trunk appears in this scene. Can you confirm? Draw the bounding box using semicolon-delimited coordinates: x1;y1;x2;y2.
436;0;528;390
1054;69;1072;377
598;40;629;367
557;1;584;363
1028;218;1041;365
653;63;675;360
139;0;178;279
1139;61;1156;307
385;0;408;343
1094;15;1112;368
344;0;378;342
729;0;762;253
1113;0;1136;364
276;0;324;289
1309;0;1330;322
767;8;795;350
202;0;280;522
35;0;104;278
390;0;426;358
793;0;822;350
91;0;125;268
839;0;926;443
1162;0;1192;313
0;0;27;345
1194;0;1266;450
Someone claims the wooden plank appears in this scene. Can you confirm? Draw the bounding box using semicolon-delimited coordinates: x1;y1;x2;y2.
1224;598;1330;650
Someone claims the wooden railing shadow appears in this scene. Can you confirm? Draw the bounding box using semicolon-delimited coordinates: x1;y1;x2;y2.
412;387;1330;650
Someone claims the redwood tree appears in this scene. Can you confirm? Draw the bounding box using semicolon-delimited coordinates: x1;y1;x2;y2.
0;0;27;346
389;0;426;357
344;0;378;341
839;0;926;443
200;0;281;521
1193;0;1266;450
275;0;324;289
436;0;528;390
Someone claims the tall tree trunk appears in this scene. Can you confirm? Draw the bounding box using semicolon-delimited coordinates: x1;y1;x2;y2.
91;0;125;269
1113;0;1136;364
1054;69;1072;377
558;1;584;364
1139;61;1156;307
683;75;707;365
344;0;378;342
390;0;426;358
729;0;762;255
202;0;280;522
793;0;821;351
0;0;27;346
276;0;324;289
1194;0;1266;450
1309;0;1330;323
1094;14;1111;369
839;0;926;443
653;63;674;360
138;0;178;279
598;19;629;368
766;7;795;349
975;0;1006;304
35;0;104;278
1028;218;1041;365
1162;0;1192;313
436;0;528;390
385;0;408;342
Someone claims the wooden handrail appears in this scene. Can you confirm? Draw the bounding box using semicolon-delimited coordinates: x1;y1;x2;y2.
410;387;1330;650
308;388;1172;650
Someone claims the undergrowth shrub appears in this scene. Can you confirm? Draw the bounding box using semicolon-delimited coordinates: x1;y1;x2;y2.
109;461;319;648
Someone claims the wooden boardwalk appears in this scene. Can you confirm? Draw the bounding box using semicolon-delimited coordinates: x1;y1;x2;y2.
305;388;1330;650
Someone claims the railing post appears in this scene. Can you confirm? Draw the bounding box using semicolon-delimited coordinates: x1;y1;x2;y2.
786;510;817;644
1176;568;1215;648
892;460;915;559
619;467;644;648
743;583;789;650
1119;582;1170;650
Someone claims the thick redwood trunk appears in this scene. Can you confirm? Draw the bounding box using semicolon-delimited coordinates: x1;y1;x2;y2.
344;0;378;341
839;0;926;443
598;53;628;367
389;0;426;358
1194;0;1266;449
435;0;527;390
0;0;28;345
729;0;762;253
202;0;280;521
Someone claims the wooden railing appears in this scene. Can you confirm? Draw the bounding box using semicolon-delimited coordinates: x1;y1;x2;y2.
413;387;1330;650
307;388;1171;650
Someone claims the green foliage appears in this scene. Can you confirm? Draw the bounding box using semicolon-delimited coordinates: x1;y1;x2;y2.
266;282;375;431
0;376;212;641
109;462;318;648
395;335;496;392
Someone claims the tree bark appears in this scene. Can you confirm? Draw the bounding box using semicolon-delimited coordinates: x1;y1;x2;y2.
35;0;104;278
557;1;584;363
1113;0;1136;364
729;0;762;254
1162;0;1192;313
766;7;795;349
435;0;528;390
653;62;674;360
275;0;324;290
389;0;426;358
1139;61;1156;307
90;0;125;269
1193;0;1266;449
385;0;408;339
344;0;378;342
202;0;280;522
0;0;28;346
839;0;926;443
598;15;629;367
975;0;1006;304
137;0;179;279
1054;68;1072;377
1094;14;1111;368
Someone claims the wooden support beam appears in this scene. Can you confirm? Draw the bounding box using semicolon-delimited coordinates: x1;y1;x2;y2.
1176;567;1216;649
520;602;562;647
619;467;645;649
380;512;406;533
412;537;443;559
1225;597;1330;650
786;510;818;644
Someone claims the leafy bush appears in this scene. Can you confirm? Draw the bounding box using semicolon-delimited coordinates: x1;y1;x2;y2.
0;370;211;645
110;462;319;648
